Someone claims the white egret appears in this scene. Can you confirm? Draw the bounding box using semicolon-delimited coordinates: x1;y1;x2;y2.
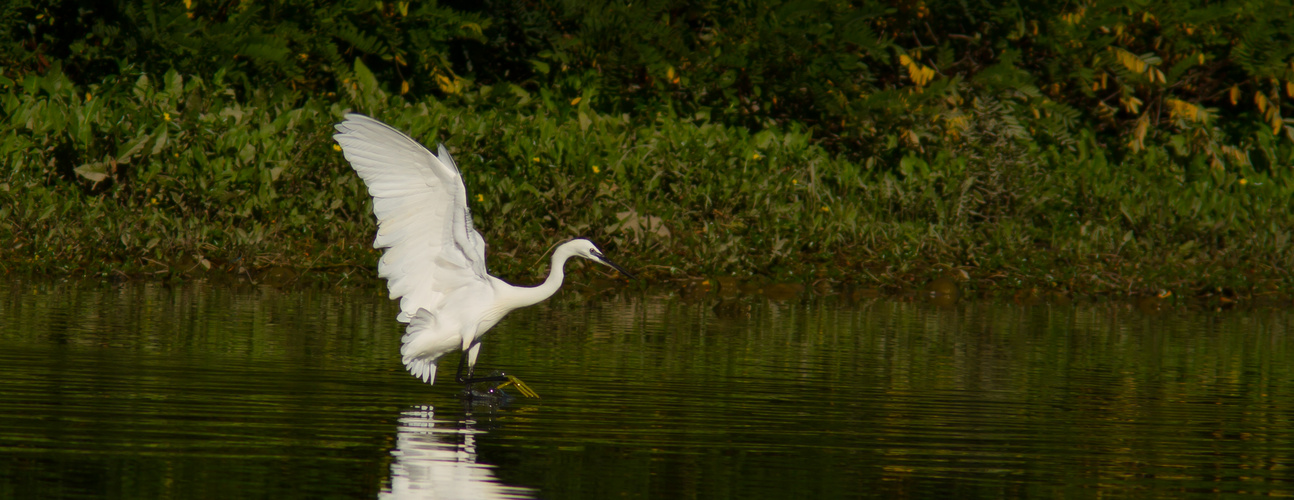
333;113;632;397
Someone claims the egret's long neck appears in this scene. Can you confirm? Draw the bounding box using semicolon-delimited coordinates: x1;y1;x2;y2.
502;251;570;310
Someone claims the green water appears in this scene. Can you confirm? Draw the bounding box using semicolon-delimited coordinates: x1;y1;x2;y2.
2;277;1293;499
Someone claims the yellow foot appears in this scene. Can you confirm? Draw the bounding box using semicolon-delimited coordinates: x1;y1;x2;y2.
496;375;540;398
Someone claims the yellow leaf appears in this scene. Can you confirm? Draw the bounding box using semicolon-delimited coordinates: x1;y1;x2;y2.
570;97;582;106
1255;92;1268;113
1167;99;1199;122
899;54;912;66
1229;86;1241;105
1120;95;1143;114
905;62;935;86
1128;115;1149;152
400;80;409;95
1287;81;1294;98
1114;48;1148;75
666;66;675;82
435;74;459;95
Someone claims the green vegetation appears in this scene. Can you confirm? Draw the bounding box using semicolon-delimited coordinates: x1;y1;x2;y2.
2;0;1292;298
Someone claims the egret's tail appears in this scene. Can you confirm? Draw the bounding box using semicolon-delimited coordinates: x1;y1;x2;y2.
404;355;439;384
399;308;461;385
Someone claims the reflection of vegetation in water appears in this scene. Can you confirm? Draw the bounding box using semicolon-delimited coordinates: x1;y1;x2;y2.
1;279;1293;497
2;2;1293;292
503;292;1294;497
0;279;399;371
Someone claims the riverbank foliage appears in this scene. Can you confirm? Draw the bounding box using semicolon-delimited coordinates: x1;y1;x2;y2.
3;0;1293;298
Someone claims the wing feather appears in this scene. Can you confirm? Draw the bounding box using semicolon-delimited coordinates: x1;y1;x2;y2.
333;113;490;322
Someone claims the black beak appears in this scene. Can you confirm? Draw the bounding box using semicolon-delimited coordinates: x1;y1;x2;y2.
591;249;635;280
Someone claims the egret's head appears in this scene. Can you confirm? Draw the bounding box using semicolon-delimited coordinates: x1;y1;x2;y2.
562;239;634;279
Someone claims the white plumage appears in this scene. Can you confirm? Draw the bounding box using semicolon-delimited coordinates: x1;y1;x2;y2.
333;113;631;391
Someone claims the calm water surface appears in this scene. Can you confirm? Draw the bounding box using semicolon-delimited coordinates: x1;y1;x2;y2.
1;277;1292;499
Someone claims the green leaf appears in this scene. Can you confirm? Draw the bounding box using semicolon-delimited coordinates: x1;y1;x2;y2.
74;161;110;183
117;133;152;163
165;69;183;97
529;59;550;75
353;58;378;92
150;125;169;155
133;74;151;100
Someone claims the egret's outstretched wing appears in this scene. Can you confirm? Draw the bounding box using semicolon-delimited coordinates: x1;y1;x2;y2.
333;113;489;322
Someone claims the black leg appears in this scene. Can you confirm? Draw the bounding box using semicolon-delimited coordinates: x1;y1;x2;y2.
452;348;539;399
454;349;508;385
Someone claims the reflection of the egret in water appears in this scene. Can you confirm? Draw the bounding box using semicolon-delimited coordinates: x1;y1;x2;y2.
381;406;533;500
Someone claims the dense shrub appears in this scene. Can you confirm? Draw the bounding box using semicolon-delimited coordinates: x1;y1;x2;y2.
2;0;1291;293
